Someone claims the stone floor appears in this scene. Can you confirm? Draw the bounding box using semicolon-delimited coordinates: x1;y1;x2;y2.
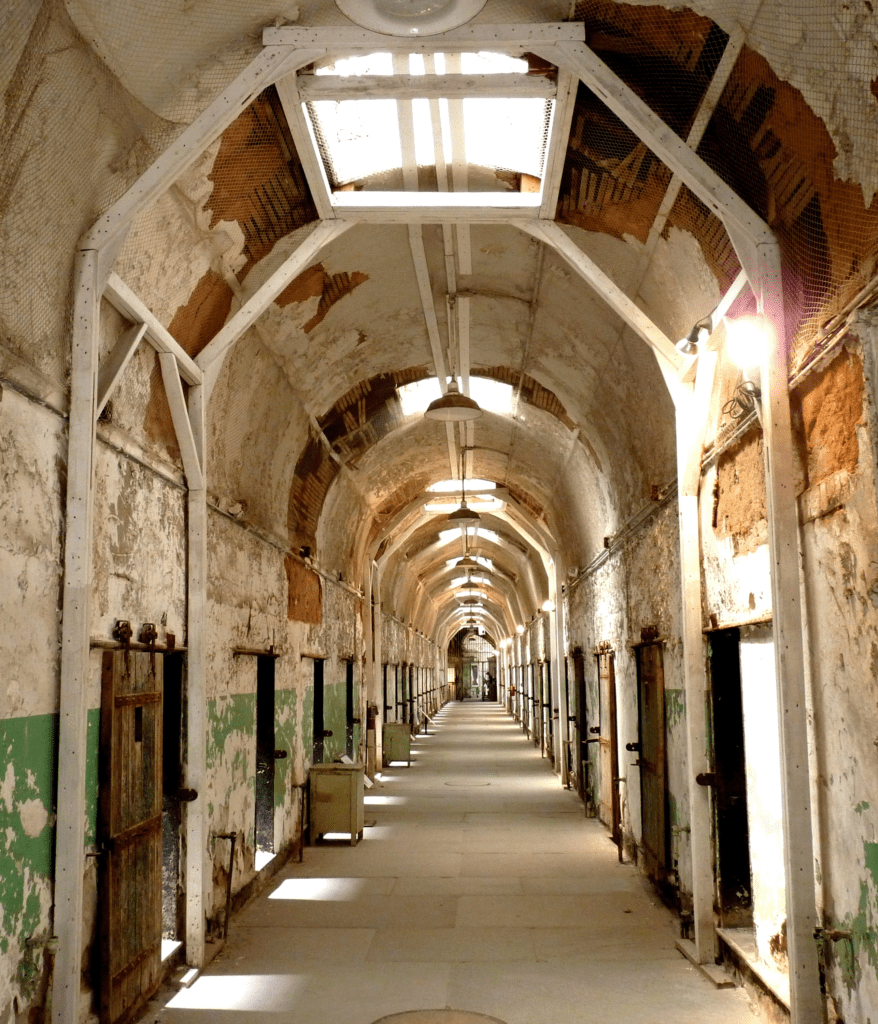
153;701;758;1024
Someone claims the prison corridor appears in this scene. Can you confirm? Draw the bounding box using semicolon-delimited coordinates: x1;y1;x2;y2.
151;701;756;1024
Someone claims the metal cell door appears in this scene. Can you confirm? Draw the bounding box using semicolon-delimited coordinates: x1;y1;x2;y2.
636;642;668;884
597;649;621;847
99;650;163;1024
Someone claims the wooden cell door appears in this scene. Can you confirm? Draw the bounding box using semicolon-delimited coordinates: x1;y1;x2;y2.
636;642;669;885
99;650;163;1024
597;650;621;847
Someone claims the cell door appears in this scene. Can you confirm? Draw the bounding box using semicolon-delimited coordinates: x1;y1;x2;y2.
597;649;621;846
636;642;669;884
570;648;588;804
99;650;163;1024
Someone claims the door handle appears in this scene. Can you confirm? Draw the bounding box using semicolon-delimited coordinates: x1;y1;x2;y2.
178;788;198;802
589;726;600;734
625;742;641;752
351;717;362;724
322;730;334;738
274;750;288;759
696;772;717;787
567;716;577;723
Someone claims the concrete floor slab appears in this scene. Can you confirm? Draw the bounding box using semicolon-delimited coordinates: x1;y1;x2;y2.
150;703;756;1024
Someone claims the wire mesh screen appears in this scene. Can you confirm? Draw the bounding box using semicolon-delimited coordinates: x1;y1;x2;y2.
569;0;878;372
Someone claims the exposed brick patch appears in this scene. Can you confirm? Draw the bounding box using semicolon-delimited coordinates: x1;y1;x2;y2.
285;556;322;624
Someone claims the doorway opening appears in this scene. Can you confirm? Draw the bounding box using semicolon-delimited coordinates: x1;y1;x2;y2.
345;659;355;759
708;628;753;927
161;652;185;959
255;655;276;869
312;657;327;763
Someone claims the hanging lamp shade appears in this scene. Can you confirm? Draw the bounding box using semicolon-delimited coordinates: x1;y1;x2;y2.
424;380;483;422
455;553;480;568
336;0;488;36
446;501;481;525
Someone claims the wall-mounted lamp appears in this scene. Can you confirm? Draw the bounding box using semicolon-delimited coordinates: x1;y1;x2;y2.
676;316;712;356
541;599;555;612
515;624;525;634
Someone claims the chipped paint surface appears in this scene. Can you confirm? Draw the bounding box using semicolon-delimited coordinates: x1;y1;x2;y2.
0;715;56;1011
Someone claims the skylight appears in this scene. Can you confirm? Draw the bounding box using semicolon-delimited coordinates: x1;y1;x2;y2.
307;52;552;192
429;478;497;493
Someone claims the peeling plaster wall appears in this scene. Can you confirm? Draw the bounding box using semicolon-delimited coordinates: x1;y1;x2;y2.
0;390;65;1020
205;511;366;923
563;497;691;895
804;324;878;1021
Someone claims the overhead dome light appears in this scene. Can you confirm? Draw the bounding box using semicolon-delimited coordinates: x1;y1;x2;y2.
424;380;483;422
336;0;488;36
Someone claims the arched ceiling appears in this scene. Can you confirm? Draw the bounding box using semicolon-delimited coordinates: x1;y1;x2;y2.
91;0;876;647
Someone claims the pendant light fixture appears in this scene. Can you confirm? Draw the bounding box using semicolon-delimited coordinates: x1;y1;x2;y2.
446;449;481;526
424;379;483;422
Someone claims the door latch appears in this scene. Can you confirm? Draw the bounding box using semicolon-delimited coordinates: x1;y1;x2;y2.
625;741;641;752
322;729;334;738
274;749;288;759
589;726;601;734
695;772;717;787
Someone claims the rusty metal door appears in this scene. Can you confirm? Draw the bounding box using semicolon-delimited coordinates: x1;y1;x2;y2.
597;649;621;846
570;648;587;802
99;650;163;1024
636;642;669;884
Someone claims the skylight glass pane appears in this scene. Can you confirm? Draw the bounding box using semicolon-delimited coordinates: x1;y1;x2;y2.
308;51;551;192
310;98;402;185
464;96;550;179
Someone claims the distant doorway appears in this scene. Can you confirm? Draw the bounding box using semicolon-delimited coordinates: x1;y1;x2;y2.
596;648;621;847
255;656;276;866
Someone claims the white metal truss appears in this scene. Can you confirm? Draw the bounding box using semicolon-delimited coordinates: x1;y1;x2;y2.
57;18;821;1024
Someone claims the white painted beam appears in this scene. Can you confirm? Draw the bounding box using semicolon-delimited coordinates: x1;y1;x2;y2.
264;23;585;50
331;190;541;221
103;274;203;385
81;47;325;252
298;73;556;101
540;69;577;219
754;241;823;1023
539;40;772;242
159;353;204;490
53;250;101;1024
96;322;148;418
676;350;718;964
525;221;682;371
275;73;336;219
196;220;353;374
409;225;449;383
184;383;207;967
